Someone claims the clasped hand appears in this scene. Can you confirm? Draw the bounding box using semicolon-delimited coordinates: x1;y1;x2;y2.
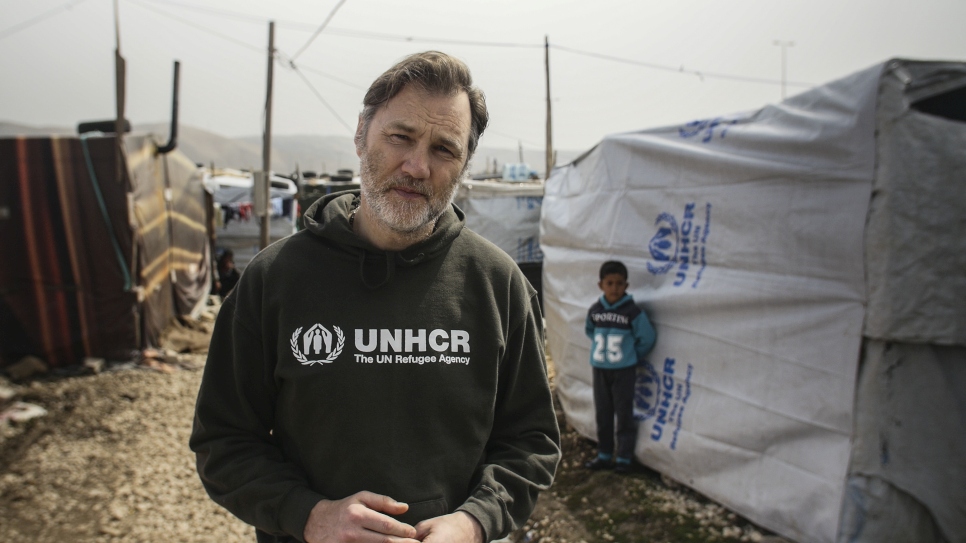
304;491;484;543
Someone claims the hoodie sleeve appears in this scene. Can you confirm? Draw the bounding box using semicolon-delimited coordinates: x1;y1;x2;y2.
632;309;657;361
456;289;561;541
190;292;324;542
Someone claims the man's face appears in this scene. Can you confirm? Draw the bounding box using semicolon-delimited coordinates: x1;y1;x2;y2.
357;84;472;235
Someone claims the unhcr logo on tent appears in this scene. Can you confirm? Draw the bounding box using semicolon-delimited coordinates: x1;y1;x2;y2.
634;357;694;451
645;202;713;289
678;116;739;143
634;359;660;421
646;213;679;275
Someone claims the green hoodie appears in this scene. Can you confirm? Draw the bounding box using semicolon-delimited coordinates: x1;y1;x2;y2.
190;191;560;543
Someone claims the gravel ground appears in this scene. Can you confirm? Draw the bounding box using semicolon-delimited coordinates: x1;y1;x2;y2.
0;362;254;543
0;303;785;543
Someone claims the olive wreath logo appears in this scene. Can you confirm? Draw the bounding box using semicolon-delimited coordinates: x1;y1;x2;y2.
290;325;345;365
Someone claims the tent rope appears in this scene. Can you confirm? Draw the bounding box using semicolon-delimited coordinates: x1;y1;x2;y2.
80;135;132;291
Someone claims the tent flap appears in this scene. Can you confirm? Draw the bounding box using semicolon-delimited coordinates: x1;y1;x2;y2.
843;340;966;542
864;60;966;346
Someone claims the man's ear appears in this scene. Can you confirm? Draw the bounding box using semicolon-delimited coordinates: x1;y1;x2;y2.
355;115;365;158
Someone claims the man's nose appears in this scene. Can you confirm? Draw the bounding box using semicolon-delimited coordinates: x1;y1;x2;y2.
401;147;431;180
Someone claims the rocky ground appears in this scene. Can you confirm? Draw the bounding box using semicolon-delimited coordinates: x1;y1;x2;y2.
0;301;786;543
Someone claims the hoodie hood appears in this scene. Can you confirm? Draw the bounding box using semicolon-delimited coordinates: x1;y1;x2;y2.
302;190;465;289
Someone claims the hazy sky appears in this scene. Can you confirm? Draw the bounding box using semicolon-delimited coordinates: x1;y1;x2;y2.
2;0;964;152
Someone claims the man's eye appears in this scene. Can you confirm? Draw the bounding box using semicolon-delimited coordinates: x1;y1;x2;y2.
437;146;453;156
389;133;408;142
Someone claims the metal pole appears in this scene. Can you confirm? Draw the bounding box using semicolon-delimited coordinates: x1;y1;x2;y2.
544;35;553;180
773;40;794;100
261;21;275;250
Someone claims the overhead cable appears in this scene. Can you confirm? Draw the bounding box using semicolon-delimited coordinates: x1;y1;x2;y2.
138;0;271;24
289;0;349;62
317;28;542;48
288;62;356;134
129;0;545;48
128;0;263;53
129;0;811;91
0;0;91;41
551;44;813;88
122;0;811;88
484;129;542;148
294;64;366;91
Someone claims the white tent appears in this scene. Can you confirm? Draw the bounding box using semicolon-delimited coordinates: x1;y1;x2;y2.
541;59;966;543
454;179;546;304
454;179;545;265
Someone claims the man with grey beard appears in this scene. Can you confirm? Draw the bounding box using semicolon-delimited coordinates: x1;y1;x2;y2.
191;51;560;543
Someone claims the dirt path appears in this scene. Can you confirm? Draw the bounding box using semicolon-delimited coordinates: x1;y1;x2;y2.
0;307;783;543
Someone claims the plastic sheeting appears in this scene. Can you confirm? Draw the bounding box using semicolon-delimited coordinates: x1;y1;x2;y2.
840;340;966;542
864;61;966;345
454;179;544;264
542;64;883;543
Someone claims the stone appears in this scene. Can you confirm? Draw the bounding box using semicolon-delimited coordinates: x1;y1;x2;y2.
5;356;48;380
83;357;106;374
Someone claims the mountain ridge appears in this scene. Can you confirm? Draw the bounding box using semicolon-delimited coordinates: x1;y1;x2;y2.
0;120;580;177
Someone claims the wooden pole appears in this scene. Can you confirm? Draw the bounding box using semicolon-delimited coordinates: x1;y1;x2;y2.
113;0;126;182
544;35;553;181
261;21;275;250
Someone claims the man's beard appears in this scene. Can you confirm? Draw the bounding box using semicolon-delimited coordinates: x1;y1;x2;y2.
359;146;464;234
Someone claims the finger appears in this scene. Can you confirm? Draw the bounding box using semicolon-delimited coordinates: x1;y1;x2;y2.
413;520;432;541
355;491;410;515
354;508;417;539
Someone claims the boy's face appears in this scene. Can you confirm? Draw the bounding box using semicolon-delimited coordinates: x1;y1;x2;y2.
598;273;628;304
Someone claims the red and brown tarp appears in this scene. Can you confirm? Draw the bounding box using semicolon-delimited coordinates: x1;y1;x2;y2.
0;134;211;368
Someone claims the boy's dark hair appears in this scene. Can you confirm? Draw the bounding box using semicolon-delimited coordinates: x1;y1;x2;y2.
599;260;628;280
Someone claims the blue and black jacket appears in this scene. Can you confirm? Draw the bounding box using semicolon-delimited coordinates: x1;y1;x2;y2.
585;294;656;370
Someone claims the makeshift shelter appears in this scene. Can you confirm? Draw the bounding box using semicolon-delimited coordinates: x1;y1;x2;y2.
541;59;965;543
0;134;212;369
206;168;299;270
454;179;545;305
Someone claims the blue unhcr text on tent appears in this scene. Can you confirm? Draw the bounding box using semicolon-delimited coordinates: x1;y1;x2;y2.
635;357;694;451
646;202;712;289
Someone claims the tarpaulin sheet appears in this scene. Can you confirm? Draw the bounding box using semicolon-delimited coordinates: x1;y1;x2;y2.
864;60;966;346
542;64;882;543
454;179;545;264
840;340;966;543
0;135;138;366
125;136;211;340
0;133;210;368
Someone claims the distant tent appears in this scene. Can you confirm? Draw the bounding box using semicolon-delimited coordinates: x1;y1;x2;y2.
541;59;965;543
454;179;545;306
0;134;212;368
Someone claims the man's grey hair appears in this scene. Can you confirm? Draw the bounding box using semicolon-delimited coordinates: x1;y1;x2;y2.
355;51;489;161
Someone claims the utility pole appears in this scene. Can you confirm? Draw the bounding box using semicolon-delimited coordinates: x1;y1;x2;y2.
260;21;275;250
113;0;126;182
544;35;553;181
773;40;794;100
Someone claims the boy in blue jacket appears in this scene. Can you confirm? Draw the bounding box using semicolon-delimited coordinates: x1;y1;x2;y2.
584;260;656;474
